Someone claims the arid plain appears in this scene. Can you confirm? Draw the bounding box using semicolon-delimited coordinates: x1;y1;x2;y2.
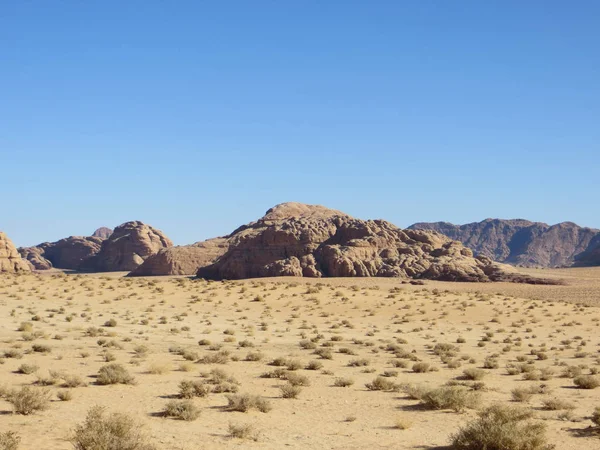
0;268;599;449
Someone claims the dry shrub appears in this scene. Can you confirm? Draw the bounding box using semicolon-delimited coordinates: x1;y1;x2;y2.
451;404;552;450
280;383;302;398
0;431;20;450
334;377;354;387
179;380;210;399
462;368;485;381
365;376;400;392
71;405;155;450
419;386;481;413
162;400;200;421
573;375;600;389
6;386;51;415
225;394;272;413
228;422;259;440
97;364;135;385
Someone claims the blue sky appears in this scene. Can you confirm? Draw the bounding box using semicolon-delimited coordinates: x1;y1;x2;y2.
2;1;599;247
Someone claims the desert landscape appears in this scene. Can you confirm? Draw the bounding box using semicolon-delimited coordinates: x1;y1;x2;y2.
4;4;599;448
1;203;600;449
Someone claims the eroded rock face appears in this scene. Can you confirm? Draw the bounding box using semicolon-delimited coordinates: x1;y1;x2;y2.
409;219;600;268
83;221;173;272
19;236;105;271
129;238;229;276
18;246;52;270
0;232;31;273
92;227;113;239
195;202;537;283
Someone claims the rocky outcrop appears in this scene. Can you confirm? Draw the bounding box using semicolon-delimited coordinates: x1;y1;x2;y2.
129;238;229;276
92;227;113;239
0;232;31;273
409;219;600;268
194;202;546;283
18;246;52;270
83;221;172;272
19;236;105;271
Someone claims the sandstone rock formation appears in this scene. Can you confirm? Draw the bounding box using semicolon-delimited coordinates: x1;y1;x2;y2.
92;227;113;239
0;232;31;273
193;202;547;283
18;246;53;270
19;236;105;271
83;221;173;272
409;219;600;268
129;238;229;276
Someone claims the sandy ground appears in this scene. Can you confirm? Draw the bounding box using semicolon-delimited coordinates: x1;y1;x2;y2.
0;268;599;449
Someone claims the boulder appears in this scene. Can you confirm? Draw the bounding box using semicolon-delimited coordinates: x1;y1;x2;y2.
0;232;31;273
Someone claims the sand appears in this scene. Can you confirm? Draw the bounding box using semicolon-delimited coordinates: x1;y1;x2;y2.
0;268;599;449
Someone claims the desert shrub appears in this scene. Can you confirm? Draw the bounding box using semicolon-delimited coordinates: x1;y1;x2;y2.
348;358;369;367
147;363;170;375
244;351;264;362
31;344;51;354
305;360;323;370
412;362;432;373
6;386;51;415
451;404;552;450
280;383;302;398
63;375;86;388
334;377;354;387
228;422;259;440
57;390;73;401
420;386;481;413
541;398;575;411
104;318;117;327
199;350;230;364
0;431;20;450
394;415;412;430
97;364;135;385
462;368;485;381
573;375;600;389
285;373;310;386
71;405;155;450
17;363;39;375
592;407;600;426
225;394;272;413
179;380;210;399
511;387;534;403
162;400;200;421
365;376;400;392
4;349;23;359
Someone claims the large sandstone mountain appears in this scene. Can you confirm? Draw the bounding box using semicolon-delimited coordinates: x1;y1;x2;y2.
176;202;549;283
0;232;30;273
409;219;600;268
82;221;173;272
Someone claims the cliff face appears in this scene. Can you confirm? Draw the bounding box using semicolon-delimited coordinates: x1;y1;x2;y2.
409;219;600;268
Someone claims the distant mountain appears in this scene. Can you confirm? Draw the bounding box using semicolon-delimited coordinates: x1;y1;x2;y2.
409;219;600;268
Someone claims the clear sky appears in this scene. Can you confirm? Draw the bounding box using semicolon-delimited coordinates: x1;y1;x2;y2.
2;1;599;247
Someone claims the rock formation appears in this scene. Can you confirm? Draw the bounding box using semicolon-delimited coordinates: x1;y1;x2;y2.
19;236;105;271
83;221;172;272
0;232;31;273
191;202;548;283
129;238;229;276
92;227;113;239
409;219;600;268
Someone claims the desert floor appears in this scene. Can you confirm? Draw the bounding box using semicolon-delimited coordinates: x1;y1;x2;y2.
1;268;600;449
